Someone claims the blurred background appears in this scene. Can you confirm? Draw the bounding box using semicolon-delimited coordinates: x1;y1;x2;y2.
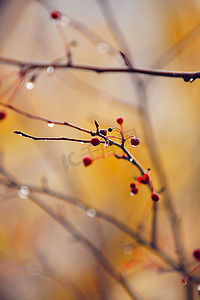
0;0;200;299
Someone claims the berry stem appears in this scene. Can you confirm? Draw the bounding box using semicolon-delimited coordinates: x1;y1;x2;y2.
182;264;200;285
55;22;72;65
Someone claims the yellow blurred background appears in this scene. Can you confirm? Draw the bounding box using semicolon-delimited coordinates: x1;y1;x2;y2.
0;0;200;299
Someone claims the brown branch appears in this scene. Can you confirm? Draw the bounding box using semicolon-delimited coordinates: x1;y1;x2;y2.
11;117;146;179
0;100;93;135
0;98;147;177
0;56;199;81
14;131;102;144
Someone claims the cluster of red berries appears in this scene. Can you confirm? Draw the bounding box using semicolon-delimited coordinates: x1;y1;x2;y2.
130;182;138;195
81;117;159;201
129;173;160;201
138;173;150;185
116;117;140;147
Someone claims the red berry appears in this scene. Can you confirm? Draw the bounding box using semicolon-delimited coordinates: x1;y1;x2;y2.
131;138;140;146
143;174;150;184
100;129;107;136
130;182;136;189
138;174;150;185
0;111;6;120
131;187;138;194
116;117;124;125
90;137;100;146
151;193;160;202
193;249;200;261
83;156;93;167
50;10;61;20
138;176;144;184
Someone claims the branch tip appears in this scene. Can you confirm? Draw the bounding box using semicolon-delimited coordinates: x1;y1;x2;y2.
14;130;22;135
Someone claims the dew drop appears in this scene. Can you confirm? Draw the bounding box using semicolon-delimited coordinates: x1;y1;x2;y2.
18;185;30;199
48;122;55;128
190;78;194;83
129;158;133;162
197;284;200;292
86;208;97;218
130;192;134;196
51;18;60;25
123;245;133;255
96;42;110;54
80;141;84;144
60;16;71;26
47;66;55;75
25;81;35;90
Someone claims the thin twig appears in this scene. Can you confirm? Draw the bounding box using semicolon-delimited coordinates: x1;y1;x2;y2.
37;252;89;300
0;100;93;135
9;108;147;178
0;98;147;177
14;131;102;144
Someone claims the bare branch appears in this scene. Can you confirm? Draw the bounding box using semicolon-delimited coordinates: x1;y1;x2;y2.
14;131;101;144
0;56;199;81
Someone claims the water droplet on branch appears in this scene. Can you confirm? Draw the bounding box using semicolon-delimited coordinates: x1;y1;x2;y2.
86;208;97;218
18;186;30;199
61;16;71;26
123;245;133;255
96;42;110;54
25;81;35;90
48;122;55;128
47;66;55;75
